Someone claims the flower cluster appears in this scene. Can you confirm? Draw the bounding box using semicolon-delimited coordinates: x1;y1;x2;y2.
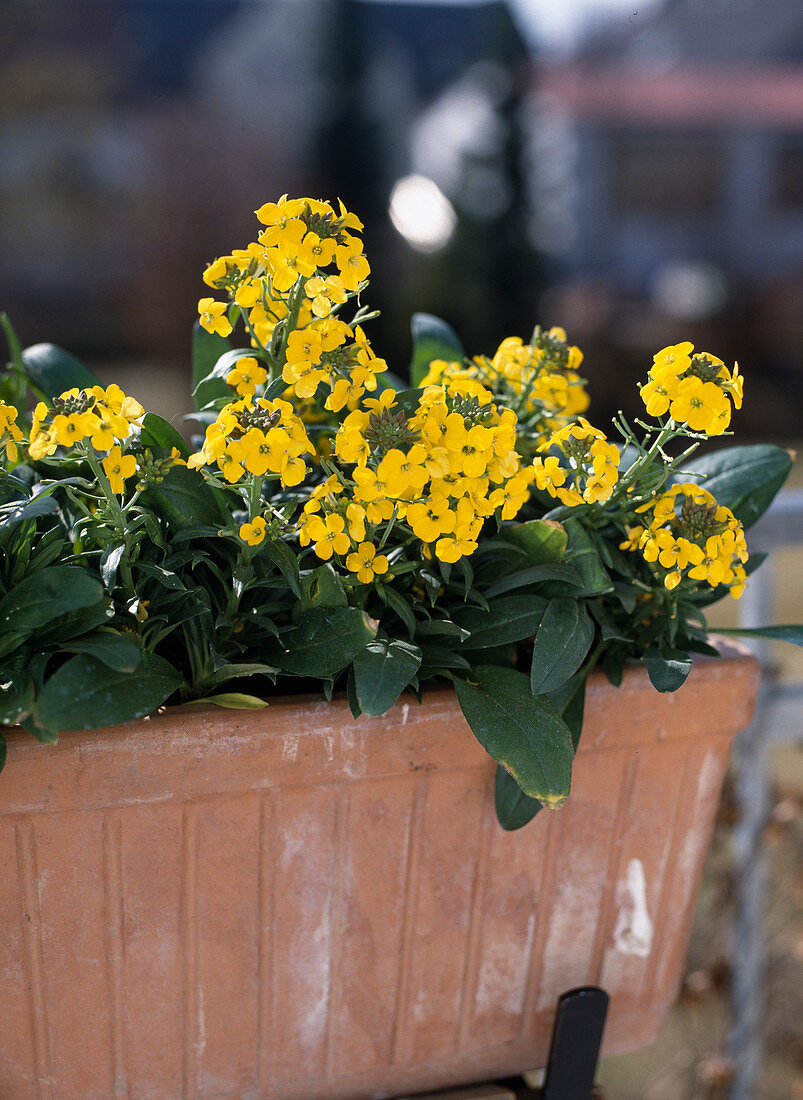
0;401;22;461
621;482;748;595
198;197;386;410
420;326;589;452
188;396;313;488
190;196;754;596
295;377;532;571
640;342;743;435
27;384;144;462
531;417;620;506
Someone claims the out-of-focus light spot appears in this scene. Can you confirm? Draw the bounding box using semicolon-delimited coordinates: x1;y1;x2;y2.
650;261;729;320
389;175;457;253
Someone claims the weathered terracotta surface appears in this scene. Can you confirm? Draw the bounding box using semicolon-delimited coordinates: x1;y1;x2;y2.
0;643;759;1100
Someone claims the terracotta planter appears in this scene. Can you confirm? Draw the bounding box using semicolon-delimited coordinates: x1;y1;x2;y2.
0;642;758;1100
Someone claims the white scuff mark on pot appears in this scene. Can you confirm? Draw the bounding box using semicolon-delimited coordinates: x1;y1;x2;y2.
198;986;207;1056
475;910;536;1013
281;733;300;762
37;868;50;905
676;747;722;901
614;858;653;957
294;908;332;1041
401;703;410;726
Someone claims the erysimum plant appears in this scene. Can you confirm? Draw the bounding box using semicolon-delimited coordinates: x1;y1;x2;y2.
1;194;800;829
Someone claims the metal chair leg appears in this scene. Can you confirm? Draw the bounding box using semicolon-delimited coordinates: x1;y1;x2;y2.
540;987;609;1100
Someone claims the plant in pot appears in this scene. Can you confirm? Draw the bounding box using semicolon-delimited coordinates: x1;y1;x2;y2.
0;195;799;1099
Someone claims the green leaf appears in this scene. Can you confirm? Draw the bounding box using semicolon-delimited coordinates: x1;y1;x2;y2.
1;312;24;367
417;645;472;673
300;563;347;610
0;632;31;661
483;562;582;599
140;464;224;529
494;765;542;831
263;374;289;401
60;631;143;673
134;562;186;591
456;595;547;650
23;718;60;744
0;670;34;725
346;668;362;718
391;387;426;416
192;321;232;409
34;650;182;733
454;665;574;809
100;544;126;590
564;518;613;595
353;639;422;716
414;619;469;640
715;624;803;646
139;413;191;458
21;343;101;398
264;539;302;598
530;599;595;695
505;519;567;565
0;565;106;639
409;313;464;386
642;647;693;692
546;672;587;751
34;601;113;648
680;444;793;529
193;347;262;407
0;493;60;532
274;607;377;677
196;662;278;690
196;693;268;710
377;583;416;636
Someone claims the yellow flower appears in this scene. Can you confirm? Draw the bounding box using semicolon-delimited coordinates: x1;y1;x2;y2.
0;401;23;461
306;513;351;561
435;526;478;564
406;493;456;542
346;502;367;542
226;356;268;397
335;235;370;291
640;377;672;418
286;328;323;366
198;298;232;338
377;446;428;499
52;410;97;448
254;195;306;235
721;361;744;409
619;525;644;552
532;455;567;493
268;236;318;293
345;541;389;583
234;280;262;308
239;516;268;546
103;446;137;494
302;231;337;268
202;257;231;287
652;342;693;378
488;470;535;520
669;376;731;434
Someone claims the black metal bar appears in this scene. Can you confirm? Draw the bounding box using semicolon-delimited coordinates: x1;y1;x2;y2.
540;986;609;1100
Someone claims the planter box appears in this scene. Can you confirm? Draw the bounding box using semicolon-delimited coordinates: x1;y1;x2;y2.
0;643;759;1100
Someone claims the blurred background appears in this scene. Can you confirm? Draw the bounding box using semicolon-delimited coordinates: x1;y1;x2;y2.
2;0;802;439
1;0;801;1096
